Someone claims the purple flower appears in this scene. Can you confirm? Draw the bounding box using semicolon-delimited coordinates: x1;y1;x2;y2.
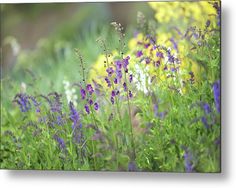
123;56;130;70
111;90;116;97
13;93;31;112
170;38;178;52
129;74;133;83
163;65;168;71
105;77;111;87
88;99;93;106
128;161;137;171
129;90;133;98
168;54;175;63
155;61;160;67
86;84;94;95
110;96;115;105
106;67;114;77
115;60;123;70
123;82;127;91
48;92;62;113
29;96;41;113
116;69;122;81
213;80;220;113
54;135;66;151
156;52;164;58
69;101;80;129
154;104;158;117
144;43;150;48
85;104;90;114
201;116;209;129
114;78;118;84
203;103;211;114
80;88;86;100
136;50;143;58
94;102;99;111
116;90;120;95
183;149;194;172
145;57;151;64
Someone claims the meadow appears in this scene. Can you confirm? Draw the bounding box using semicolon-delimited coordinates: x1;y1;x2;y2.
0;1;221;172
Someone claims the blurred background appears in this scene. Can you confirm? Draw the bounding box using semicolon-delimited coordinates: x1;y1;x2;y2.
1;3;154;77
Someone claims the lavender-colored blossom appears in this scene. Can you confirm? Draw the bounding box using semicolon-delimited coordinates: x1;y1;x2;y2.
69;101;80;129
85;104;90;114
105;77;111;87
129;90;133;98
155;61;161;67
123;82;127;91
80;88;86;100
86;84;94;95
168;54;175;63
203;103;211;114
154;104;158;117
128;161;137;171
156;52;164;58
183;149;194;172
56;115;64;126
115;60;123;70
111;90;116;97
54;135;66;151
14;93;31;112
145;57;151;64
116;69;122;81
170;38;178;52
114;77;118;84
29;96;41;113
201;116;209;129
94;102;99;111
123;56;130;70
213;80;220;113
106;67;114;77
116;90;120;95
129;74;133;83
144;43;150;48
136;50;143;58
88;99;93;106
110;96;115;105
163;65;168;71
48;92;62;113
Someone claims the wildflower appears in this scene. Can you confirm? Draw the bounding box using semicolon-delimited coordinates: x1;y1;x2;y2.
80;88;86;100
129;90;133;98
114;78;118;84
111;90;116;97
201;116;209;129
69;101;80;129
116;69;122;81
155;61;160;67
94;102;99;111
48;92;62;113
203;103;211;114
105;77;112;87
84;104;90;114
129;74;133;83
106;67;114;77
128;161;137;171
116;90;120;95
213;80;220;113
154;104;158;117
183;149;194;172
145;57;151;64
29;96;41;113
54;135;66;151
123;56;130;70
88;99;93;106
123;82;127;91
170;38;178;52
86;84;94;95
136;50;143;58
110;96;115;104
13;93;31;112
156;51;164;58
115;60;123;70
